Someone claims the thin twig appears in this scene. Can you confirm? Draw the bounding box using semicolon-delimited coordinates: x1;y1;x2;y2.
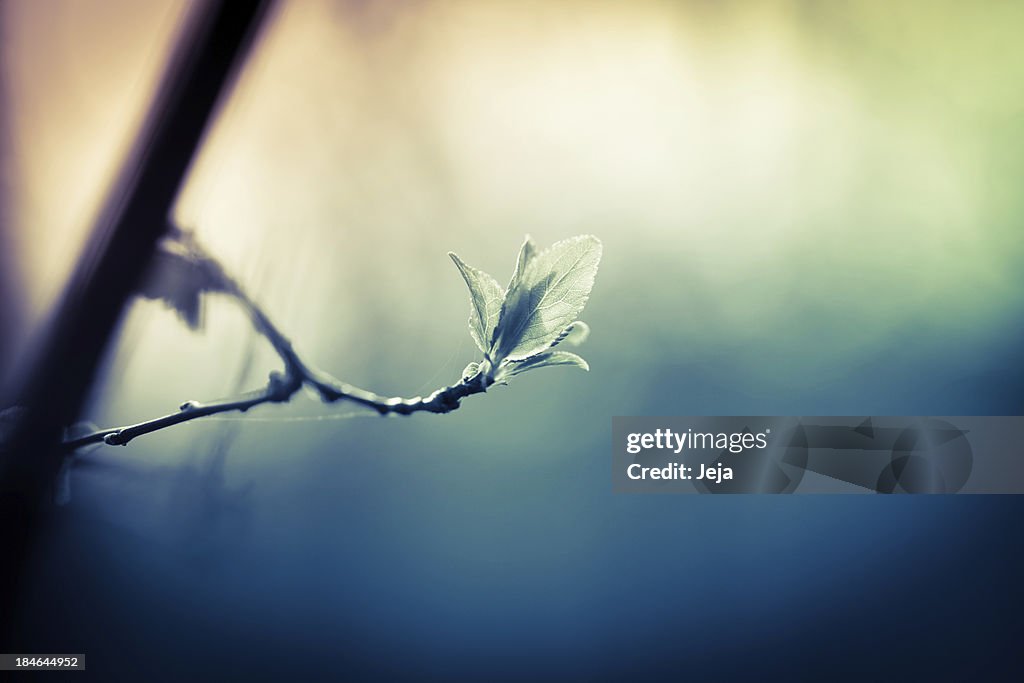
62;235;491;451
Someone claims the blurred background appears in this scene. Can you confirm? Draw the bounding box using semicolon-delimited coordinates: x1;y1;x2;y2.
2;0;1022;680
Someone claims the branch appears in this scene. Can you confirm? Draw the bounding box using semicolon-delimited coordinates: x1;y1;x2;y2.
59;230;602;452
62;234;492;451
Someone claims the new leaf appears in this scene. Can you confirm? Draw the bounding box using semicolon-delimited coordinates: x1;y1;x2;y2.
448;252;505;357
450;235;602;386
490;235;602;362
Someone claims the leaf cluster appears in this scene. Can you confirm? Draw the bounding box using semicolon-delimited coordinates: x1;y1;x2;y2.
449;235;602;387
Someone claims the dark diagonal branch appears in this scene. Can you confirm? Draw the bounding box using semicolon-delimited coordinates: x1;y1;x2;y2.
62;232;492;452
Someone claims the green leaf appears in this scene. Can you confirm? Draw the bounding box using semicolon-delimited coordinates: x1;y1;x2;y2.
461;361;481;382
490;235;602;362
505;236;538;301
448;252;505;355
488;235;538;351
494;351;590;383
550;320;590;348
